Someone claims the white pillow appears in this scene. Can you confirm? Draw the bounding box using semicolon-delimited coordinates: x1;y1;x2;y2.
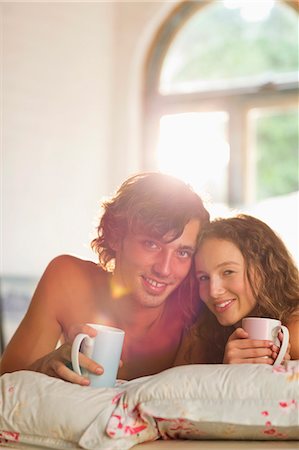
1;362;298;450
81;361;299;448
0;370;121;449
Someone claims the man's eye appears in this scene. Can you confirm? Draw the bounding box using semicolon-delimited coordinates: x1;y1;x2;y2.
177;249;192;259
144;240;159;249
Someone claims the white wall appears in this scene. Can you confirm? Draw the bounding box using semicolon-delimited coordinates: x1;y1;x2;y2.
1;1;174;277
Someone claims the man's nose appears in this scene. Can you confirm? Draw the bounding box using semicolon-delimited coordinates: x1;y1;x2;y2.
153;250;172;277
210;276;226;298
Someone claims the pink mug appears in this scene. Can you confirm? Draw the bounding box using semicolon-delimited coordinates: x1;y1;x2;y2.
242;317;289;366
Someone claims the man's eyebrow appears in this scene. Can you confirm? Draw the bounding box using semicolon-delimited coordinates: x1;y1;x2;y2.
134;233;158;239
138;234;196;252
178;245;196;253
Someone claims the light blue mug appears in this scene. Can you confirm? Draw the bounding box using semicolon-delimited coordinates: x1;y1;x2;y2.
71;323;125;388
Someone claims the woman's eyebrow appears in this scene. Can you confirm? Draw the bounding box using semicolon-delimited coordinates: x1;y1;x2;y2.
216;261;241;268
196;261;241;271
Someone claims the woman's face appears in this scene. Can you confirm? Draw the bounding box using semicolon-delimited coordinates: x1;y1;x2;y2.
195;238;257;326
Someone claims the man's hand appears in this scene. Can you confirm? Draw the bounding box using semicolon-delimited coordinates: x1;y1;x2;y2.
29;343;103;385
66;322;98;342
28;324;103;385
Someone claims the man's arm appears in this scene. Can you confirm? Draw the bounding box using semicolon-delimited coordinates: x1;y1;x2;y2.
0;256;103;385
1;257;66;373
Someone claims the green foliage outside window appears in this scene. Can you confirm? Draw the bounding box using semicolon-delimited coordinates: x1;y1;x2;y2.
160;1;298;201
162;2;298;85
256;111;299;200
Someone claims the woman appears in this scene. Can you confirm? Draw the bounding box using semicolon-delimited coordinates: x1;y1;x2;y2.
175;214;299;365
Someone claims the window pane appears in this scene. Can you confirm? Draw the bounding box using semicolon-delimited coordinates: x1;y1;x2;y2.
160;1;298;94
1;276;37;349
156;112;229;203
250;108;299;201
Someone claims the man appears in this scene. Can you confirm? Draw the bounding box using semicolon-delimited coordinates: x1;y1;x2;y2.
0;172;209;384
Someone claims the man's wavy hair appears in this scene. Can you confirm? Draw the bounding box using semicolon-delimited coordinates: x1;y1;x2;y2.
92;172;210;270
194;214;299;362
91;172;210;323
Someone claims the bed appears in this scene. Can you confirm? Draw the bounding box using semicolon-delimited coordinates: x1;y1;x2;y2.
1;362;298;450
1;441;298;450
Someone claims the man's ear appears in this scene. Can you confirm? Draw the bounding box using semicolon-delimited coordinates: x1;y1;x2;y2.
109;237;121;252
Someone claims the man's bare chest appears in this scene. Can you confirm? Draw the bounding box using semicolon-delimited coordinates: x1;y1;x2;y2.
118;325;182;380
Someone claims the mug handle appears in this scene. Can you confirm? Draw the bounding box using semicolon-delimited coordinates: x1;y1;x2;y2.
273;325;289;366
71;333;94;375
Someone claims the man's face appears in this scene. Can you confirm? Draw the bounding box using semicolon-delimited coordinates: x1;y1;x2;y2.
113;219;201;309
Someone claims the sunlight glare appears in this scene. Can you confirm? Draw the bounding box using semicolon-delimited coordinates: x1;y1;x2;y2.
223;0;274;22
156;112;230;202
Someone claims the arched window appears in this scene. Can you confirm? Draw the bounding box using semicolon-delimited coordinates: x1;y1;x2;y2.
143;0;298;212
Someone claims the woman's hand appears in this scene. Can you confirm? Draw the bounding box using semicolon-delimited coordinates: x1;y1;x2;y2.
270;331;291;363
223;327;275;364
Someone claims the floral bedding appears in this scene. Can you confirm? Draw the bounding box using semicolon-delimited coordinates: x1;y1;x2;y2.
0;361;298;449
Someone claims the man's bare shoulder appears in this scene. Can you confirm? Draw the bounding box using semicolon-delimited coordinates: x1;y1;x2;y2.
32;255;109;319
45;254;103;276
38;254;107;294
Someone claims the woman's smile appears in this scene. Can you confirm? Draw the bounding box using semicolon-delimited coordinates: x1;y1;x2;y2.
195;238;257;326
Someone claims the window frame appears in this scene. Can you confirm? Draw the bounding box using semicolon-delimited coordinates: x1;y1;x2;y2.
142;0;299;206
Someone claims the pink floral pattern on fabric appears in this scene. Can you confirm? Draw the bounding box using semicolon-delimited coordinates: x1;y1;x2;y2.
261;400;298;439
0;385;20;445
105;362;299;444
1;362;298;449
279;400;297;411
0;430;20;445
105;392;158;448
273;362;299;382
156;418;207;440
107;412;147;437
107;396;149;438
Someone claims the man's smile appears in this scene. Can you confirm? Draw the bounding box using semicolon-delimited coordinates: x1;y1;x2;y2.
141;275;172;295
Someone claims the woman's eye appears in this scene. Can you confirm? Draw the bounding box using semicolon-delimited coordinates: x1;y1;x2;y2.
198;274;209;282
223;270;234;276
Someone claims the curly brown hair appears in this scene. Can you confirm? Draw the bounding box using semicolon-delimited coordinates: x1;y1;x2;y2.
193;214;299;363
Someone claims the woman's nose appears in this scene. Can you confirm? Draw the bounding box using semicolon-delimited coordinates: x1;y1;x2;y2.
210;277;226;298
